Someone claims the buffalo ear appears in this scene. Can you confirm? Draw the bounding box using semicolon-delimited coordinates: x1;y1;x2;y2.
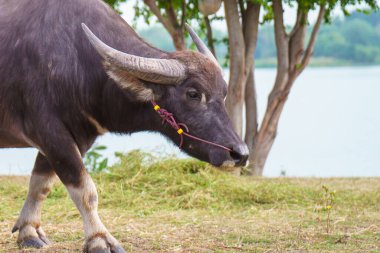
105;63;160;101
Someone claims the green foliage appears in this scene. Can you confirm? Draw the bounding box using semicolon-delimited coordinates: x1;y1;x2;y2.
84;144;109;173
132;0;201;28
132;0;229;63
122;0;378;66
259;9;380;64
314;11;380;64
102;0;127;12
103;0;379;66
136;11;380;65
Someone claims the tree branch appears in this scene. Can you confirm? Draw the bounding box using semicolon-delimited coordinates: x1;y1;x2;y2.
143;0;175;35
243;2;260;77
289;8;308;73
289;8;303;39
238;0;246;24
204;16;216;56
272;0;289;72
298;5;326;74
144;0;185;50
273;0;287;39
260;1;290;137
180;0;186;29
166;0;180;29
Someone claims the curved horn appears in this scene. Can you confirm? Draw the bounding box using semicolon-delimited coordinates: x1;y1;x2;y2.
81;23;186;85
184;23;219;67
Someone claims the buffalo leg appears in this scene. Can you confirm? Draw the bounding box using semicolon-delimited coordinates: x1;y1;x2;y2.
13;153;56;248
67;171;125;253
35;123;125;253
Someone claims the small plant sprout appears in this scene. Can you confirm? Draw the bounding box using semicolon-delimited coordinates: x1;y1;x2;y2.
84;144;109;173
322;185;336;234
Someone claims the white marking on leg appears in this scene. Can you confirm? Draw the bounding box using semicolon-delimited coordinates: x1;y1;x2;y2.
66;172;118;247
15;173;56;240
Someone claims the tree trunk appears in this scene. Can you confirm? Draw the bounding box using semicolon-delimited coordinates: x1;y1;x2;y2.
224;0;246;137
247;3;326;176
172;29;186;51
242;2;260;174
244;69;258;150
249;75;295;175
250;136;275;176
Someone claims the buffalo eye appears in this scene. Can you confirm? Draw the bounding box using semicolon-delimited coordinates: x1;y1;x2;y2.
186;88;202;101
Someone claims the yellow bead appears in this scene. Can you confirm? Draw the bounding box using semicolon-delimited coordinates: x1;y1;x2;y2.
177;128;183;135
154;105;160;111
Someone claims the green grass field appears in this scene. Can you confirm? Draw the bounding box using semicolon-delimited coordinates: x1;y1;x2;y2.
0;151;379;252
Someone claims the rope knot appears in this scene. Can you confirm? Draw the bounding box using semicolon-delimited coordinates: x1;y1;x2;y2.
151;101;231;151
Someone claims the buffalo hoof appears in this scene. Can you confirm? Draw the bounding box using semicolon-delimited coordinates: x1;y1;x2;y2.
111;245;127;253
12;224;52;249
84;235;126;253
88;248;125;253
19;237;49;249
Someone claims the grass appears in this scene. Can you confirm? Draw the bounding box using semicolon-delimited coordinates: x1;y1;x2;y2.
0;150;379;252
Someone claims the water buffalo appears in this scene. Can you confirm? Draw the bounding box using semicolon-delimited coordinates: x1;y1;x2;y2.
0;0;248;252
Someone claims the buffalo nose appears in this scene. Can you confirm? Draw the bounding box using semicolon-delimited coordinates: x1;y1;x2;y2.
229;144;249;166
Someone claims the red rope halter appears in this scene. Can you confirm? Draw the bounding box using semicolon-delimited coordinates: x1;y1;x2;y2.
151;101;231;152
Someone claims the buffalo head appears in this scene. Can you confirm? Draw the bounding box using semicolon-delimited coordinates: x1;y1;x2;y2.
82;24;249;168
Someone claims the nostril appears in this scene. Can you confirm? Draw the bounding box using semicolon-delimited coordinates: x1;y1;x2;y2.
229;150;242;163
229;145;249;166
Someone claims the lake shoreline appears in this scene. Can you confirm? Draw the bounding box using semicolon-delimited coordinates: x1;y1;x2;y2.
255;58;380;68
1;66;379;177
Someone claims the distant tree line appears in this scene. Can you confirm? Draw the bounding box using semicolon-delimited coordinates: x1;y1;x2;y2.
138;11;380;66
314;12;380;64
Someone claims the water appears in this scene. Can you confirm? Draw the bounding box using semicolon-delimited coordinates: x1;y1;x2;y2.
0;66;379;177
259;66;380;177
